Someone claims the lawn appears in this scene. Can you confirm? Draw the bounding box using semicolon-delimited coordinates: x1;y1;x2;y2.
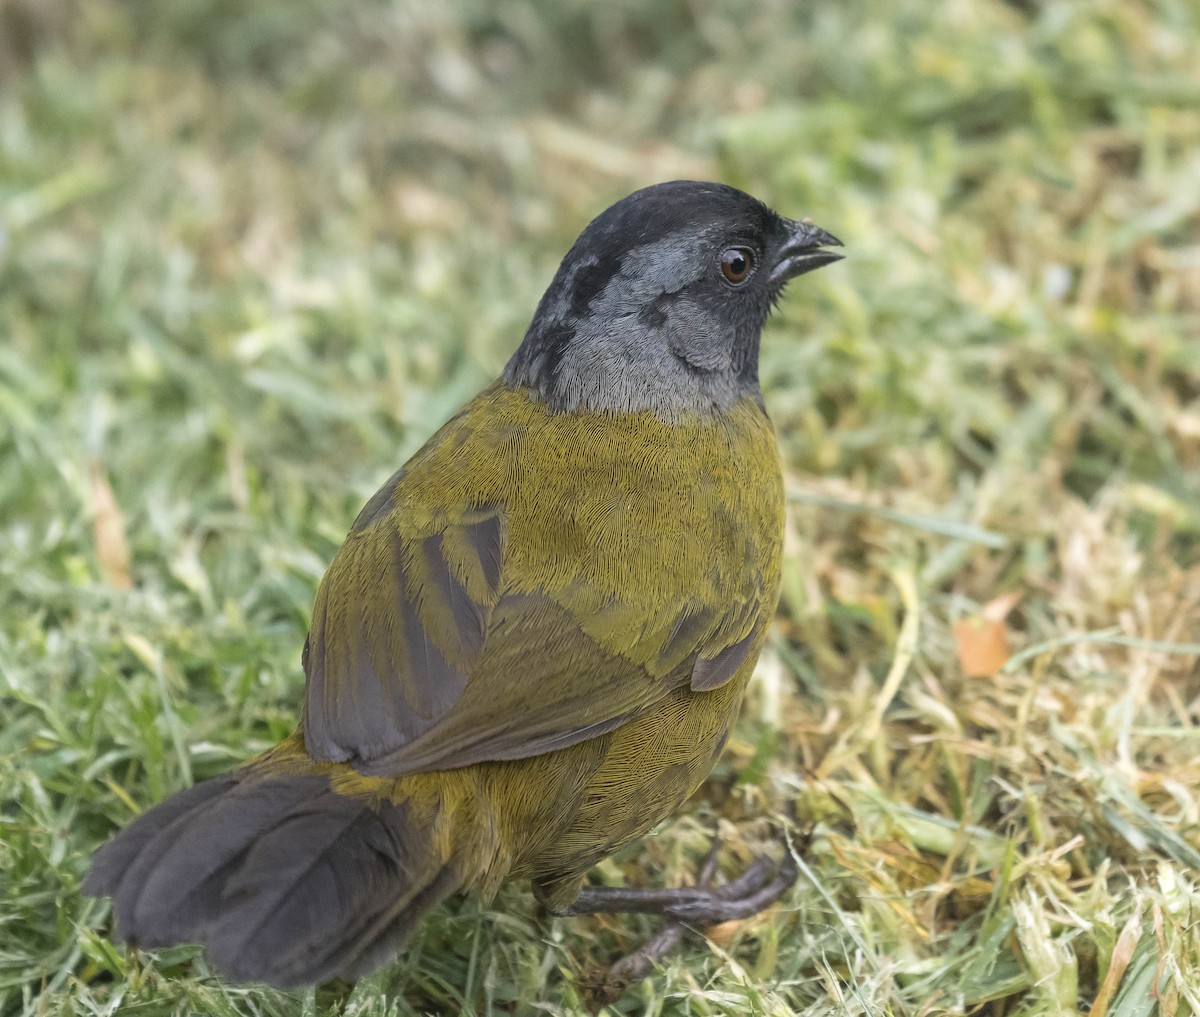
2;1;1199;1014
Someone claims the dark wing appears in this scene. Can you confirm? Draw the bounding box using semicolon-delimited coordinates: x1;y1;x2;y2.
301;501;765;777
302;506;501;770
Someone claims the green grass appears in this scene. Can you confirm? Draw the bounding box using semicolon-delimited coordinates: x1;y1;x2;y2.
3;0;1200;1014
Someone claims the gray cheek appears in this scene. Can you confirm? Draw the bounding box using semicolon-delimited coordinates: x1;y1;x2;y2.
666;301;733;373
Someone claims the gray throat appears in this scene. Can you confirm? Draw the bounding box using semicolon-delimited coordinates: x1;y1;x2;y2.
503;324;762;418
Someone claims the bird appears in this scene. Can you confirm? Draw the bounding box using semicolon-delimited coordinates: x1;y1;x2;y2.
85;180;842;990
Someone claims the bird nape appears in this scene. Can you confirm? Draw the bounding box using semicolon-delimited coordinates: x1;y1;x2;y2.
85;180;843;999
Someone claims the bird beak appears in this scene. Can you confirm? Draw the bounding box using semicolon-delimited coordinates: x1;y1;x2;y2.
769;219;844;284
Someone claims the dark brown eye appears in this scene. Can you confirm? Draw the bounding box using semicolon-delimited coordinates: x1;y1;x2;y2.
719;247;754;285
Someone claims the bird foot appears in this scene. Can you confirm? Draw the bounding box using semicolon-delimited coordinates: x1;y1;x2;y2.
576;830;798;1008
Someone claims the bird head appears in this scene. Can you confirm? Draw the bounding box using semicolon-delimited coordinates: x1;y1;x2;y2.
503;180;842;416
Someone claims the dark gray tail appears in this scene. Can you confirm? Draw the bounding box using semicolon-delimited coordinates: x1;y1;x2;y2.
84;768;460;987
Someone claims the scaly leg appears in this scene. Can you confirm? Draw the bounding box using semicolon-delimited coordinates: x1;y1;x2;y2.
549;830;798;1005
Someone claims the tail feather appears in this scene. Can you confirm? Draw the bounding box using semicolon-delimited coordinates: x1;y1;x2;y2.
120;778;327;946
85;767;462;987
84;775;238;901
210;794;418;982
212;796;459;987
333;863;462;983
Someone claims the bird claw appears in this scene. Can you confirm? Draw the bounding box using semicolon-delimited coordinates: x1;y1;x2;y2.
579;826;799;1009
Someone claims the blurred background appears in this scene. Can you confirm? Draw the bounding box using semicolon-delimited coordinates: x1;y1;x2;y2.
2;1;1199;1014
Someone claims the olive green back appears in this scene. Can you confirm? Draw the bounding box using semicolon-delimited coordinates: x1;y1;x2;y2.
303;382;785;776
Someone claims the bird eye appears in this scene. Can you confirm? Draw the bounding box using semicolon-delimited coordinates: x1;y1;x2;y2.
719;247;754;285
